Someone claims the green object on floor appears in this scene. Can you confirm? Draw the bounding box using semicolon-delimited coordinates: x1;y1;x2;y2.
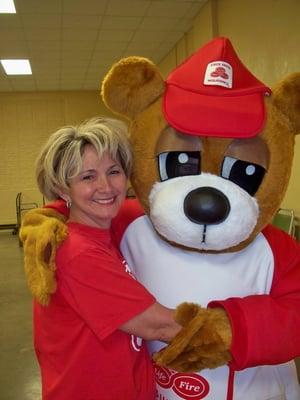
272;208;295;237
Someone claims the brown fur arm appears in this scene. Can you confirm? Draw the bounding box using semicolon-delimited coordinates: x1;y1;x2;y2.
19;208;68;305
153;303;232;372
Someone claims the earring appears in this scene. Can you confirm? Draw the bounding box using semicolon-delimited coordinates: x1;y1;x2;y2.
66;199;72;209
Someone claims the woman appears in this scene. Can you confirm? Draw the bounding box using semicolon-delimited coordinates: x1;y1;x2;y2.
32;117;181;400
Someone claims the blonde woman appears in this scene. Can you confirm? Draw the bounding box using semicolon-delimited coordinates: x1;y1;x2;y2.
29;117;181;400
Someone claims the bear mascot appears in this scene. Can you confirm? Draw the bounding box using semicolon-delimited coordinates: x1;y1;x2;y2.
20;37;300;400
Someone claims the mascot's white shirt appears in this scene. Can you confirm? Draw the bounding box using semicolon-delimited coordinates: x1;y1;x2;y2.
119;214;300;400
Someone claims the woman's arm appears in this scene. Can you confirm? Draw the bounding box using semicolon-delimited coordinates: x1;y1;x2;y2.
120;302;181;342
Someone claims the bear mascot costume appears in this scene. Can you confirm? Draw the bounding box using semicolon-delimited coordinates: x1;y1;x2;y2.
20;37;300;400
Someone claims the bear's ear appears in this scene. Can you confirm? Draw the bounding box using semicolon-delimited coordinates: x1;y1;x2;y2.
272;72;300;135
101;56;165;119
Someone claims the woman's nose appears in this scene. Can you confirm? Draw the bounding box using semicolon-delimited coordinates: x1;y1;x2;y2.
96;175;111;191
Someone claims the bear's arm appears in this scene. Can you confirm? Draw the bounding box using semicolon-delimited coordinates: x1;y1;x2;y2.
210;224;300;370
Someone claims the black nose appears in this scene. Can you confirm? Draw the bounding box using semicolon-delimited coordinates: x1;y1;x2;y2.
183;187;230;225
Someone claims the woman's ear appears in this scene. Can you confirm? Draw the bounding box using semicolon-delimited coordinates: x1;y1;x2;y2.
58;192;72;209
56;188;69;203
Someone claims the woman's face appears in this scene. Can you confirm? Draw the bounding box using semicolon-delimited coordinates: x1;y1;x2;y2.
66;144;127;229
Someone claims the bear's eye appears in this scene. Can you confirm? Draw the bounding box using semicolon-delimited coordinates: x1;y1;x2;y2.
221;156;266;196
157;151;201;181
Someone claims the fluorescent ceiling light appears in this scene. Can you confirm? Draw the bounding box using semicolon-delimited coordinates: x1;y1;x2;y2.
1;59;32;75
0;0;16;13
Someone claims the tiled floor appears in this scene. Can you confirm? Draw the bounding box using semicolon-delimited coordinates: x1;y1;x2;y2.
0;231;41;400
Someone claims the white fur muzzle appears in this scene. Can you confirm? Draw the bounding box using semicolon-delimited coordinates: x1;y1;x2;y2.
149;173;259;251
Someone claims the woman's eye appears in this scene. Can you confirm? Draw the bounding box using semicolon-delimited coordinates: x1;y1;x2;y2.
82;175;94;181
110;169;121;175
221;156;266;195
157;151;201;181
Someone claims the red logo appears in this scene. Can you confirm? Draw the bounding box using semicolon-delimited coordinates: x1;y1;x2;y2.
154;363;210;399
210;67;229;79
172;374;210;399
155;365;173;389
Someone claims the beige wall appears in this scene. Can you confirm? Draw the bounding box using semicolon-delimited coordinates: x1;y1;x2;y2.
158;0;300;225
0;91;110;224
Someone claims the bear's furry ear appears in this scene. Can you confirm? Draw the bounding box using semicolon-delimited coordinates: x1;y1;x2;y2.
101;56;165;119
272;72;300;135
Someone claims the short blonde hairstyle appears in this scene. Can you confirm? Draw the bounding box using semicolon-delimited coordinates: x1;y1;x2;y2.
36;117;132;200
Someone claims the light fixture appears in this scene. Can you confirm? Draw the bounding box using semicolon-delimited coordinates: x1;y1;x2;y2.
0;0;16;13
1;59;32;75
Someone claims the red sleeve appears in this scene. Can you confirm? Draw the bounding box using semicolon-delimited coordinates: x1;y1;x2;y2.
209;224;300;370
45;199;69;217
57;248;155;341
111;198;145;247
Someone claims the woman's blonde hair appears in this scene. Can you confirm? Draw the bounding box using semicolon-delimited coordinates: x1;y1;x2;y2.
36;117;132;200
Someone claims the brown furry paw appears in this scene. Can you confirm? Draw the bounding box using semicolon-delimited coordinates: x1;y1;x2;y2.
20;208;68;305
154;305;232;372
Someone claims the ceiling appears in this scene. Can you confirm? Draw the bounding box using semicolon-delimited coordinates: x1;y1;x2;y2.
0;0;207;92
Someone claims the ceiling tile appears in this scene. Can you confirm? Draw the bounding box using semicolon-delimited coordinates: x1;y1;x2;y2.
86;65;112;75
36;80;61;92
24;28;61;41
60;63;89;72
0;14;23;28
29;50;61;62
0;41;28;57
62;0;108;15
0;28;25;41
184;1;208;19
101;16;142;30
164;31;186;43
93;41;128;52
60;72;86;80
146;1;192;18
21;14;61;29
98;29;135;42
8;76;37;91
15;0;62;14
139;17;183;31
59;81;82;90
61;50;93;62
106;0;150;17
126;40;160;52
130;29;167;43
30;63;60;74
89;53;123;68
0;0;208;92
34;72;60;80
62;28;99;41
62;14;102;29
62;41;96;52
28;41;61;53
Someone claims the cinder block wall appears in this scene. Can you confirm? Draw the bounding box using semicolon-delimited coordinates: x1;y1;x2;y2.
0;91;112;225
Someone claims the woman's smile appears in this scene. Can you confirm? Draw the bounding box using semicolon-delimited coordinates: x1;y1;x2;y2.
65;145;127;229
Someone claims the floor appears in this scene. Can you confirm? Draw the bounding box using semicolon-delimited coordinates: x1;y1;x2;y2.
1;230;300;400
0;231;41;400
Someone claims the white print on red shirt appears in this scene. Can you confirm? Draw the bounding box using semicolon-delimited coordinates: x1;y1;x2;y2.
122;258;137;280
154;363;210;399
121;258;143;352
